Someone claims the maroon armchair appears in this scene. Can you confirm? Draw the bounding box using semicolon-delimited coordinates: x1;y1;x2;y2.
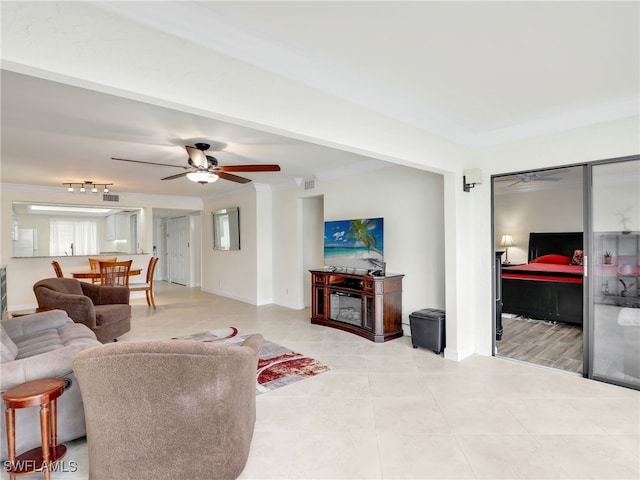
33;278;131;343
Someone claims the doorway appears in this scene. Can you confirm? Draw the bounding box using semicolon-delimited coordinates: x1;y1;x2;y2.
493;166;584;373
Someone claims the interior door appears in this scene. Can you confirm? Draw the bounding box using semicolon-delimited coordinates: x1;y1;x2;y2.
168;216;188;286
189;213;202;288
588;157;640;389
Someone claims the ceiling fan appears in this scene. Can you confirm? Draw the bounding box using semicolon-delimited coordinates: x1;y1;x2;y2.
495;169;569;187
112;143;280;185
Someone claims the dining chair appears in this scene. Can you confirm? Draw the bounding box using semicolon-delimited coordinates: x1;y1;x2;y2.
51;260;64;278
89;257;116;284
99;260;132;287
129;257;159;309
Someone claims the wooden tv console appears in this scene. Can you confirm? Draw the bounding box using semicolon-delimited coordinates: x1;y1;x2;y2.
309;269;404;343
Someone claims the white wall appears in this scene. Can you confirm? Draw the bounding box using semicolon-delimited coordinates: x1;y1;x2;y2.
201;188;258;304
471;118;640;356
302;165;446;326
494;184;584;265
271;187;307;309
302;196;324;307
199;165;445;330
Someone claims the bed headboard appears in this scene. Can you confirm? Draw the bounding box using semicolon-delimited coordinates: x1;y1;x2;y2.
528;232;583;263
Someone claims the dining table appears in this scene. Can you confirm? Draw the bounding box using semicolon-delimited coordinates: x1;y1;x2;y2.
71;268;142;281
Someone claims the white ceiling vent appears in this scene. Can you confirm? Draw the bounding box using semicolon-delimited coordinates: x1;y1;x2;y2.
303;178;316;190
103;194;120;202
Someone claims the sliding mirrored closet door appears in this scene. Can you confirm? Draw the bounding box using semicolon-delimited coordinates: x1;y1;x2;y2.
589;158;640;389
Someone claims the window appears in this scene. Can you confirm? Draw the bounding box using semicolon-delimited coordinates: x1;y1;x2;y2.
49;219;99;256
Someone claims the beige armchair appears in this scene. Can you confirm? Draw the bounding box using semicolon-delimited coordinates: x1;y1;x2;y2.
33;278;131;343
73;335;263;480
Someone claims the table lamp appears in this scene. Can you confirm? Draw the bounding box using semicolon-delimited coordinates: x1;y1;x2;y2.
499;234;515;264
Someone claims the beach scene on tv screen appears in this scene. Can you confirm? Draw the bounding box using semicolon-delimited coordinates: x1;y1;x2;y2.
324;217;384;270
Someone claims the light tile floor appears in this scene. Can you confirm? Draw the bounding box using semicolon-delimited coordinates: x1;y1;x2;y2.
4;282;639;479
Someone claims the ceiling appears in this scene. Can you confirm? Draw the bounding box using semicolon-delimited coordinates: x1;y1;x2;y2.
0;71;392;198
1;2;638;199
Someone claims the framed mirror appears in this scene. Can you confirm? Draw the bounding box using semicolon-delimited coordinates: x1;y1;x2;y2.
212;207;240;250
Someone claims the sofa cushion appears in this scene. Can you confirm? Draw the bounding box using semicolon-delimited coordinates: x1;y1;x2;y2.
3;309;72;338
14;330;64;359
94;304;131;327
1;324;18;363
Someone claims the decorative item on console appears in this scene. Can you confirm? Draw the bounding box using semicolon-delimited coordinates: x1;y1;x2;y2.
616;206;632;234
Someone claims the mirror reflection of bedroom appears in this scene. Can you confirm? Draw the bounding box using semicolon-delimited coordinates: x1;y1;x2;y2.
494;166;584;374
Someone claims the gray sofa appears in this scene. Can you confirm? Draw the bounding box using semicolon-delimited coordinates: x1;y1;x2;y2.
33;277;131;343
0;309;101;460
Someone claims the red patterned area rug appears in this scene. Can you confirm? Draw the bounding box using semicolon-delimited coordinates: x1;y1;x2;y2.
174;327;330;395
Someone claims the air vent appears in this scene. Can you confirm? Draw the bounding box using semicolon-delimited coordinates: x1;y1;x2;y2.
304;178;316;190
103;194;120;202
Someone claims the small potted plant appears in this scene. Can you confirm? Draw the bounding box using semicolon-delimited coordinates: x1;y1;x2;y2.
604;251;613;264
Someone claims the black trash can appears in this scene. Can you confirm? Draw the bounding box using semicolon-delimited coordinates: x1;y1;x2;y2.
409;308;446;354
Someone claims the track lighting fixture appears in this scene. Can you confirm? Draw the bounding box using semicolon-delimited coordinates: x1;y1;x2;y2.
63;181;114;194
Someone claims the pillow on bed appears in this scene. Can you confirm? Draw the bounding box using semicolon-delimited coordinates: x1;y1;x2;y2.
531;254;572;265
570;249;584;266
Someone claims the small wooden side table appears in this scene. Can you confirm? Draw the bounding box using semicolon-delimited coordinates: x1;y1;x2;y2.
3;378;67;480
9;307;57;318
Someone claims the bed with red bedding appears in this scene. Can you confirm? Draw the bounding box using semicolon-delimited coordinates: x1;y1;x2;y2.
501;232;584;326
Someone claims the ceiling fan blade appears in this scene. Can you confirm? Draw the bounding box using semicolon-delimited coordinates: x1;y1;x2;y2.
218;164;281;172
217;172;252;184
161;172;190;181
112;157;188;169
185;146;208;168
534;177;562;181
536;168;570;178
507;180;522;187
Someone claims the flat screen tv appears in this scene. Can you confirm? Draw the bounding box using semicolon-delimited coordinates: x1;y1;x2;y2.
323;217;384;272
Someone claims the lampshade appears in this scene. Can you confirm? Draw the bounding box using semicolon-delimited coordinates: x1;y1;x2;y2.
187;171;219;184
499;234;515;247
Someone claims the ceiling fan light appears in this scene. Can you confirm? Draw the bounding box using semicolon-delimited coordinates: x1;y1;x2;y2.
187;171;218;184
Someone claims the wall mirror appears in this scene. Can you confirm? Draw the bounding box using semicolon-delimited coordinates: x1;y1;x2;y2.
212;207;240;251
11;202;144;257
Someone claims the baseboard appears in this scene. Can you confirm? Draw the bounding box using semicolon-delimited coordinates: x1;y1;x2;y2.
201;286;257;306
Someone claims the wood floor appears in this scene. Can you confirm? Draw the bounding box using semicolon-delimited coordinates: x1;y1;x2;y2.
497;315;583;374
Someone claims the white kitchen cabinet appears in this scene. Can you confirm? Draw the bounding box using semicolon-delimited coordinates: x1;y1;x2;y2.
105;214;128;241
